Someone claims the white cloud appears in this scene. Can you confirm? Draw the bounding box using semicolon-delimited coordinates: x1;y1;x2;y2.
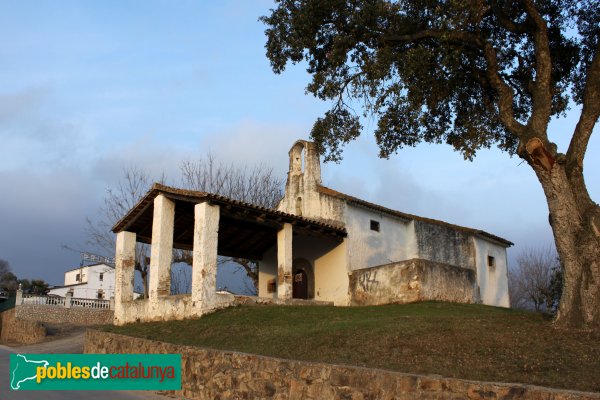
0;86;50;127
197;119;310;174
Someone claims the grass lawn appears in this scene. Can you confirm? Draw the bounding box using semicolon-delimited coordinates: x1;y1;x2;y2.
101;302;600;392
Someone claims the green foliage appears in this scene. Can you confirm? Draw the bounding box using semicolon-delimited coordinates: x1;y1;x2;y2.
0;271;18;294
17;279;31;292
261;0;598;161
29;279;49;295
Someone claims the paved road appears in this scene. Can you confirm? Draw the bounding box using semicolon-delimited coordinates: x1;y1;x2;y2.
1;333;175;400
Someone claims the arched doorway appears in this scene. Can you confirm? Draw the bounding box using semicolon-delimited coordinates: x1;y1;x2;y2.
292;258;314;300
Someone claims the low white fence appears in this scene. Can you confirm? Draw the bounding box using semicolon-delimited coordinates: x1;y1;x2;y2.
22;295;66;307
19;292;113;310
70;297;111;309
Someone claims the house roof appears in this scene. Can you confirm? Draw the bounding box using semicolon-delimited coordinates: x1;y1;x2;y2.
317;185;513;247
48;282;87;290
112;183;347;260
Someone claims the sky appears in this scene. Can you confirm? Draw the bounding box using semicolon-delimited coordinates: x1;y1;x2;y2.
0;1;598;292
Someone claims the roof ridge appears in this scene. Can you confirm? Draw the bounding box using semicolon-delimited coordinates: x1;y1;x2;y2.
112;183;346;234
317;185;513;246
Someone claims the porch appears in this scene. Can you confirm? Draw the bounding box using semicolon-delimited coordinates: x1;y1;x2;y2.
111;184;345;325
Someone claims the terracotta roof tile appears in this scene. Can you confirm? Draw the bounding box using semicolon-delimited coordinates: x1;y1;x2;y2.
317;185;513;247
112;183;346;235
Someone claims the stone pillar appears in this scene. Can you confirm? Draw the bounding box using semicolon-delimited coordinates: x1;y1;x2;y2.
149;194;175;299
277;223;293;300
115;231;136;305
65;292;72;308
15;288;23;306
192;202;220;308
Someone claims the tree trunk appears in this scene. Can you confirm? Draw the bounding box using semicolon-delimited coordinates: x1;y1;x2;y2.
141;271;149;299
534;161;600;329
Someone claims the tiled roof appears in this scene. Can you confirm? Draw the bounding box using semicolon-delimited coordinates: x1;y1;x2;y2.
112;183;346;236
317;185;513;247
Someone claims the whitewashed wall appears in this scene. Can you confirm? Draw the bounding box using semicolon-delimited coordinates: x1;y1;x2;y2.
64;268;87;285
473;237;510;307
345;204;417;272
257;235;348;305
49;264;117;300
258;246;277;300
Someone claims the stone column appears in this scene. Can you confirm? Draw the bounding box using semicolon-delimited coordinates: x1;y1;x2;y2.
65;292;72;308
192;202;220;308
115;231;136;304
15;287;23;306
277;223;293;300
149;194;175;299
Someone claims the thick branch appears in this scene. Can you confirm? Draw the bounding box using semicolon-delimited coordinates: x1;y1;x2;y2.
386;28;526;138
490;0;527;33
385;29;483;49
522;0;553;135
482;43;526;137
567;43;600;169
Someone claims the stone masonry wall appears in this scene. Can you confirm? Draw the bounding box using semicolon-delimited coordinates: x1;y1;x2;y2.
85;330;600;400
16;304;113;326
349;258;476;306
414;220;476;269
0;308;47;345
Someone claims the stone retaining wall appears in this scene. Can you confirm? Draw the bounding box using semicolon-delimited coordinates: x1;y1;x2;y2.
0;309;46;345
349;259;476;306
16;304;113;326
85;329;600;400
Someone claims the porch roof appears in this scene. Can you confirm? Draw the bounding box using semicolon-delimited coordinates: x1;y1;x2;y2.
112;183;346;260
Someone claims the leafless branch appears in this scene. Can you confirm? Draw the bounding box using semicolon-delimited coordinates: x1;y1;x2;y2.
509;246;560;312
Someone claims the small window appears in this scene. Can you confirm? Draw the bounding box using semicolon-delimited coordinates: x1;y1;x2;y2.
97;290;104;299
99;273;104;282
370;220;380;232
487;256;495;267
75;273;80;282
267;279;276;294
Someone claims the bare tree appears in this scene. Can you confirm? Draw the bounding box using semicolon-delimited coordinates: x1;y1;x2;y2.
170;266;192;295
85;156;284;296
509;247;560;312
85;167;153;298
179;154;284;291
180;154;283;208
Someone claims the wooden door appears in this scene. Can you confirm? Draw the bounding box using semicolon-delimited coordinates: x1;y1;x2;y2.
292;270;308;299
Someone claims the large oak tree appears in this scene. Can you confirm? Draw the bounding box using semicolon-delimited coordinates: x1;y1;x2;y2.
262;0;599;329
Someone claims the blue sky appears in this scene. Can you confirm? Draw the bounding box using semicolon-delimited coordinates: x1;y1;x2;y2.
0;1;598;291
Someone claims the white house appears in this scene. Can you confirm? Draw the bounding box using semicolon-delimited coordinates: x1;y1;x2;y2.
110;139;511;325
48;263;116;300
